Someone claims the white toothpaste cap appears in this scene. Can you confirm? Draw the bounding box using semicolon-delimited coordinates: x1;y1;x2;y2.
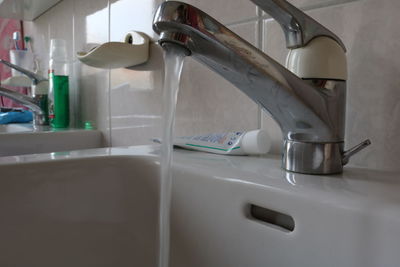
241;129;271;155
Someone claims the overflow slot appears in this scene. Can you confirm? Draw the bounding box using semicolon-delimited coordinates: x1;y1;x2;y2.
247;204;295;232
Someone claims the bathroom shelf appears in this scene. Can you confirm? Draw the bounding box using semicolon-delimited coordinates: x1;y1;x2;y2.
0;0;62;21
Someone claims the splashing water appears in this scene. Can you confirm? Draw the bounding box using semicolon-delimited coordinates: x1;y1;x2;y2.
158;44;186;267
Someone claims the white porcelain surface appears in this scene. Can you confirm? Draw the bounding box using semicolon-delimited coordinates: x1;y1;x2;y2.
0;128;103;157
0;149;159;267
0;145;399;266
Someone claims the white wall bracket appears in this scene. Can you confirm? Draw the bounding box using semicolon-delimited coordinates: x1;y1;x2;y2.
77;31;150;69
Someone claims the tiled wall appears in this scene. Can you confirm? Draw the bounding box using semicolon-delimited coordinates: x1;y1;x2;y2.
23;0;400;171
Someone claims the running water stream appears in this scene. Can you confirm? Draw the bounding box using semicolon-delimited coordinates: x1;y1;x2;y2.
158;44;187;267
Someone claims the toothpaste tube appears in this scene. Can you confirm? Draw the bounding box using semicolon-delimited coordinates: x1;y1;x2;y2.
169;130;270;155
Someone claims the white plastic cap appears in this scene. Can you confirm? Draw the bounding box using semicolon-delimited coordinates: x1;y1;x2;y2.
286;36;347;80
50;39;67;60
241;129;271;155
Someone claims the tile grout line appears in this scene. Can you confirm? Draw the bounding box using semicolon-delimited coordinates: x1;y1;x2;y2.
226;0;361;27
226;17;259;27
107;0;112;147
260;8;268;131
71;1;76;128
256;6;263;130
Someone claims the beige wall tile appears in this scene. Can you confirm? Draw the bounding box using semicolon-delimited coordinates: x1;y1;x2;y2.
110;0;163;41
73;0;111;145
110;44;164;146
263;0;400;171
174;22;260;137
289;0;358;9
22;21;49;79
108;0;164;146
168;0;257;25
75;64;110;145
260;0;360;17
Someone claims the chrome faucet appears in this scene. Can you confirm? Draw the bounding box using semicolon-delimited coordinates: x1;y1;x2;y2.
0;59;48;126
153;0;370;174
0;86;47;126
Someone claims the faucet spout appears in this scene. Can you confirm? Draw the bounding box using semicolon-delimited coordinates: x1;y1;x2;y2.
153;1;344;143
153;1;369;174
0;86;47;126
0;59;47;85
0;60;49;126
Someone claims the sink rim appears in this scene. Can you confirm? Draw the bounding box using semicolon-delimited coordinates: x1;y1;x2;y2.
0;123;33;133
0;144;397;212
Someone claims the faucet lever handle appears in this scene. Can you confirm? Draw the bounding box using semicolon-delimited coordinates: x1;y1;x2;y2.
342;139;371;165
250;0;346;51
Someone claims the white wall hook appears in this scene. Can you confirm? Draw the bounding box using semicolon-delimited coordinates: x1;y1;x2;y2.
77;31;150;69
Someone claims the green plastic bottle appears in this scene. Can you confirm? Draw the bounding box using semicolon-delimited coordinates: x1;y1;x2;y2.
48;39;69;128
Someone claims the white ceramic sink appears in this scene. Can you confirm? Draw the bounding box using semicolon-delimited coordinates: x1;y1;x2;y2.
0;124;103;156
0;145;399;267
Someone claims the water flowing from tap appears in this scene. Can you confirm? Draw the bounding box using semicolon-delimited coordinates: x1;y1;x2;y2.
159;44;186;267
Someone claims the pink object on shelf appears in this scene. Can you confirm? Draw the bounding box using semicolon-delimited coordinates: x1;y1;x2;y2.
0;18;28;108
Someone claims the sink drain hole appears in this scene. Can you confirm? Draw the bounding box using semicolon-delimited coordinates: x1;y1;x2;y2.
247;204;295;232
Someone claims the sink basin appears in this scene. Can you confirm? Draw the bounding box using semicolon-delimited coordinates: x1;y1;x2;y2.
0;124;103;156
0;147;160;267
0;146;399;266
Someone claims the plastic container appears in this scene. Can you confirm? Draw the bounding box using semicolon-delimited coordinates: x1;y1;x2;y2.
171;130;271;155
48;39;70;128
9;50;35;77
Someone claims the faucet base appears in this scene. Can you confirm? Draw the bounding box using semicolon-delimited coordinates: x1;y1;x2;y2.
32;94;49;126
283;140;344;175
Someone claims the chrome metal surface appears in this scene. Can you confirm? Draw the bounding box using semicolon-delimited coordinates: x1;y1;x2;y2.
283;140;344;174
0;60;48;126
250;0;346;50
342;139;372;165
154;11;345;143
0;59;47;85
0;86;47;127
153;1;369;174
